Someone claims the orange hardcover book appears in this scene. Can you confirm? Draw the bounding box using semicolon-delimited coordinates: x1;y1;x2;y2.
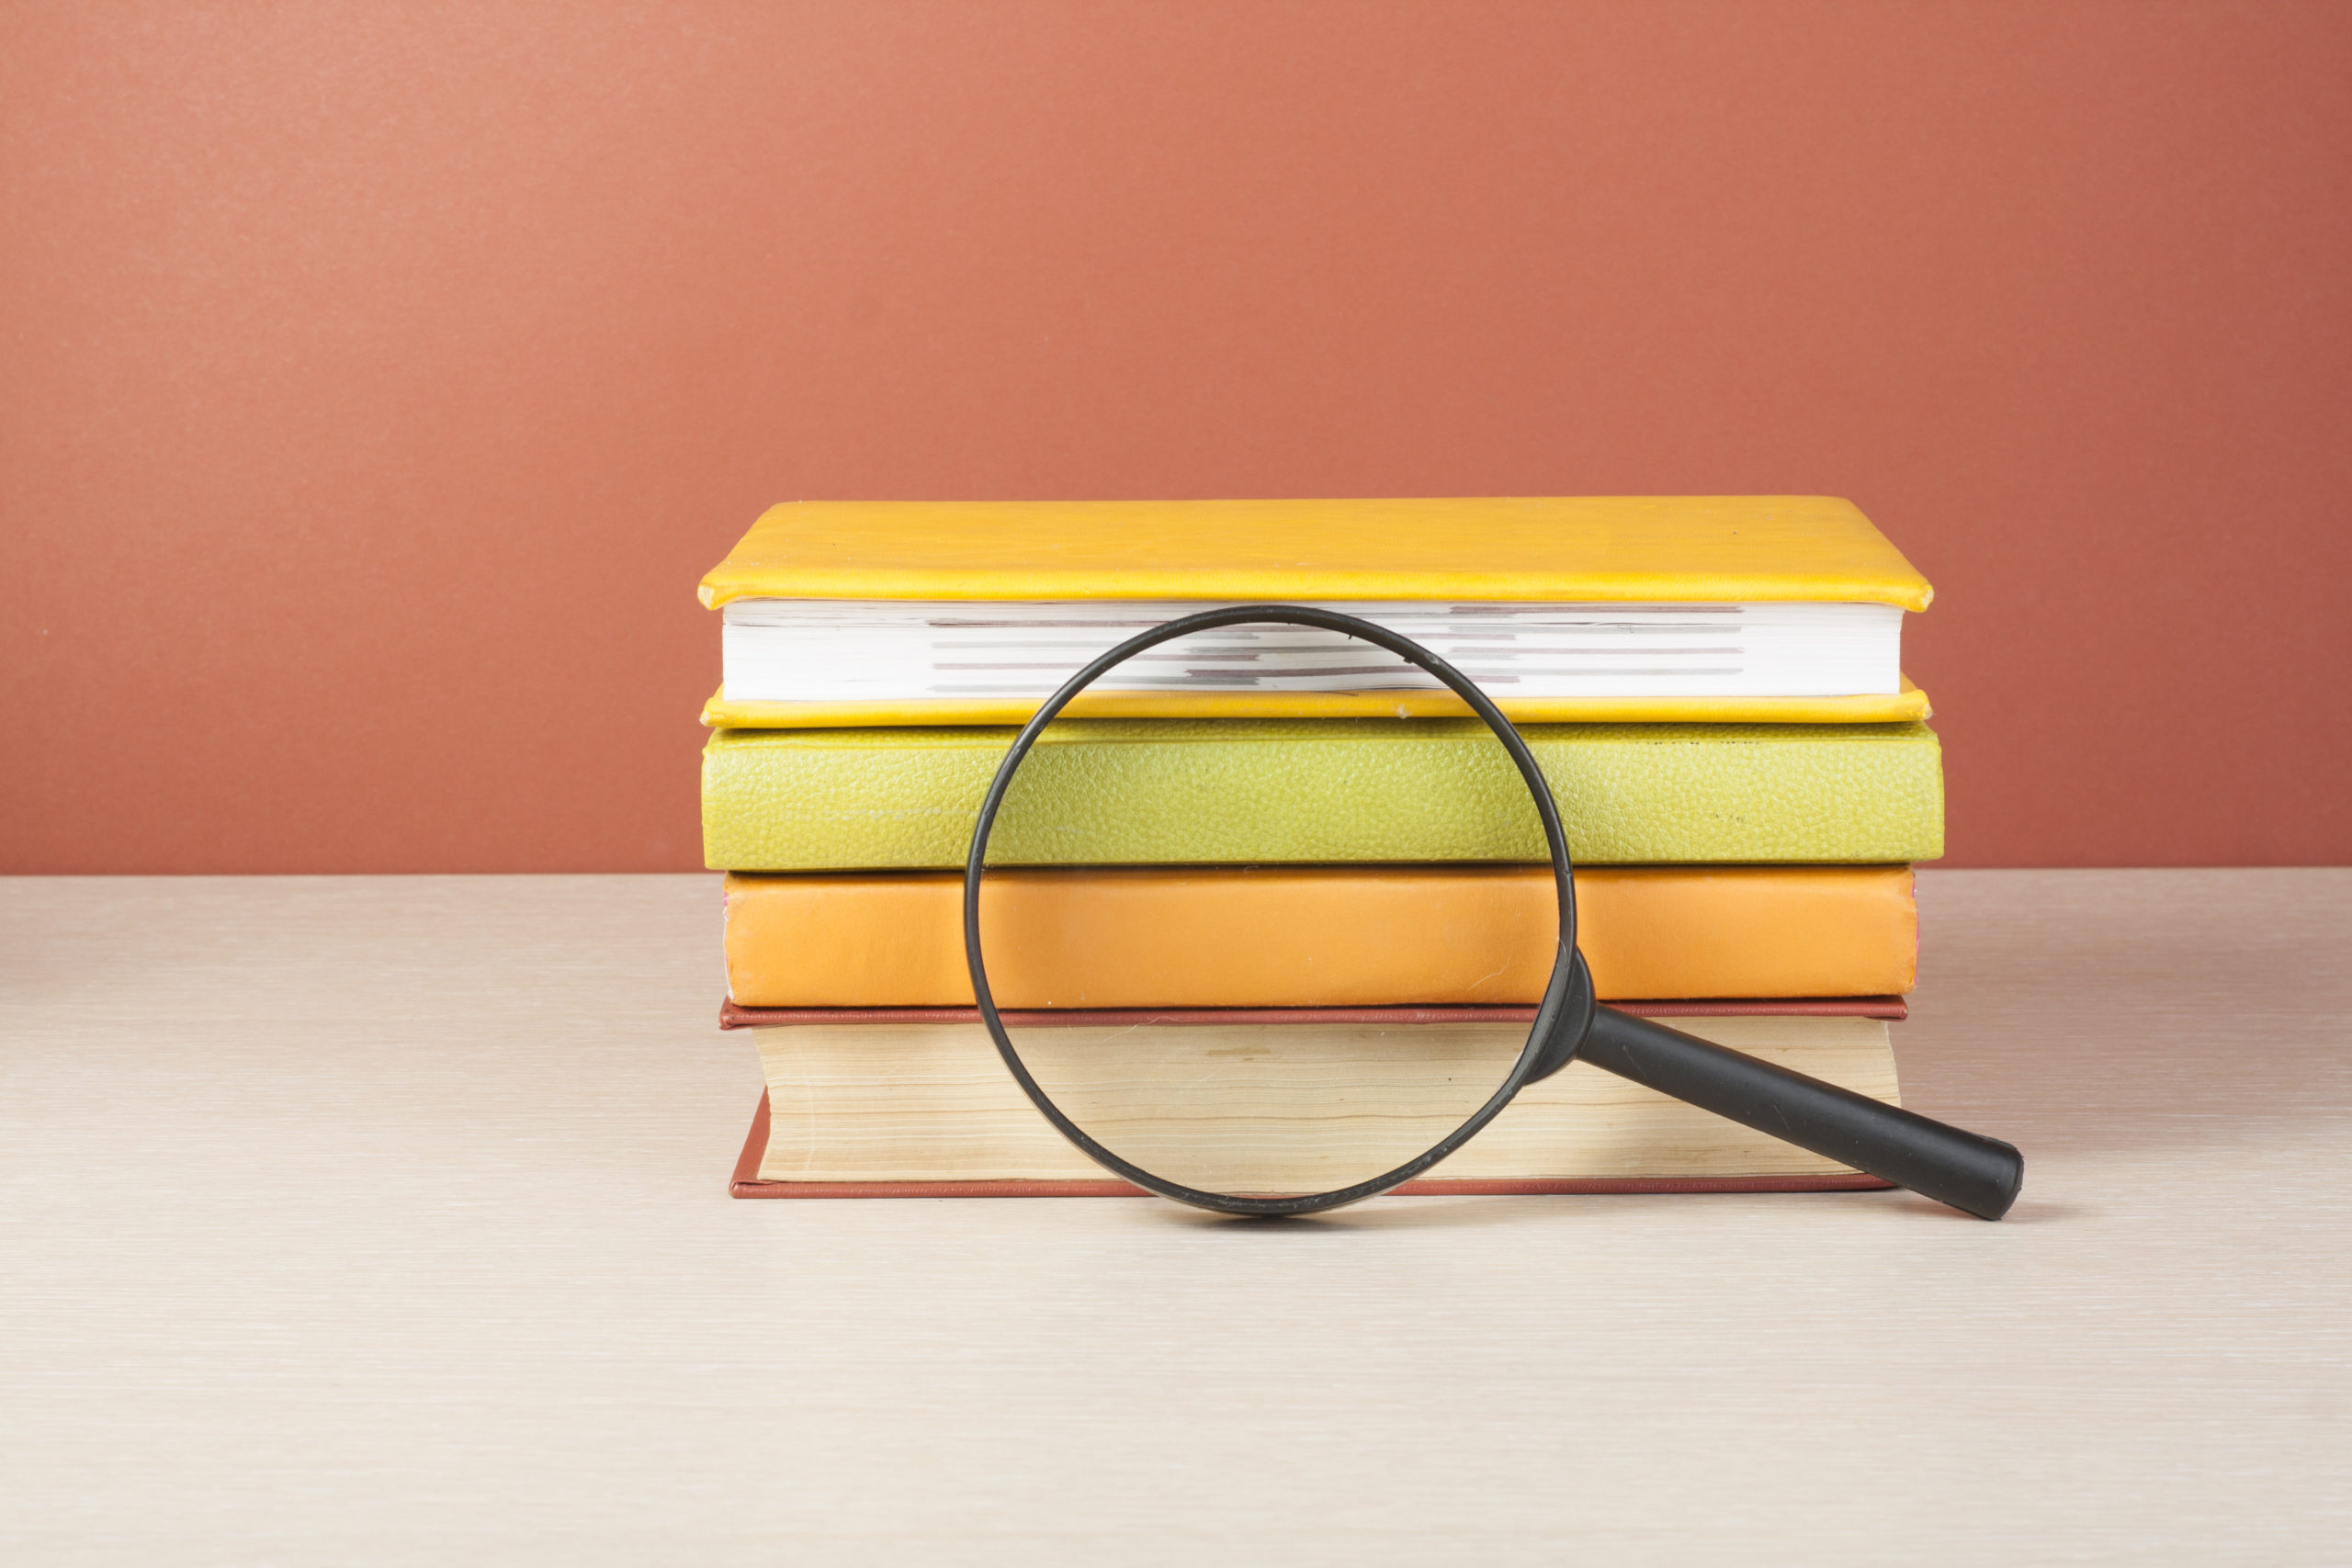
724;864;1917;1008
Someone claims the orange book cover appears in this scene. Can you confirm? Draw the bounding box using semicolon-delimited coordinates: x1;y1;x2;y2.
724;864;1918;1008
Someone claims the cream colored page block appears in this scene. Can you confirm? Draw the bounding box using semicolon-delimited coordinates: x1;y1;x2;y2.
755;1015;1893;1185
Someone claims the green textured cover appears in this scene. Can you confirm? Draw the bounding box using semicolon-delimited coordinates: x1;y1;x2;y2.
702;719;1943;870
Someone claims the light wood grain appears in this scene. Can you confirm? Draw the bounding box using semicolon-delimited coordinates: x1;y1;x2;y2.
4;871;2347;1565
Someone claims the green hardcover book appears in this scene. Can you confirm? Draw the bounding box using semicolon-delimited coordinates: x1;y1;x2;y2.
702;720;1943;871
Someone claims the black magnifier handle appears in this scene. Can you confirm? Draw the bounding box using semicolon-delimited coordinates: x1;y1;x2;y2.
1577;1006;2024;1221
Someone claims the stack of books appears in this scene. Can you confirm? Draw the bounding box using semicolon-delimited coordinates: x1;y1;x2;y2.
700;498;1942;1198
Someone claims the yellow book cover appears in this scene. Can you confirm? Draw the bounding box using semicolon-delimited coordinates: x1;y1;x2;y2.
697;496;1932;727
699;496;1931;607
701;679;1928;729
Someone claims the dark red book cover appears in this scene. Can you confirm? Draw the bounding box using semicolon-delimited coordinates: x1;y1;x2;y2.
720;996;1907;1030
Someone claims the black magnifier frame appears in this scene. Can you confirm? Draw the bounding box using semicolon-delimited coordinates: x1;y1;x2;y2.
962;604;2025;1221
962;603;1589;1218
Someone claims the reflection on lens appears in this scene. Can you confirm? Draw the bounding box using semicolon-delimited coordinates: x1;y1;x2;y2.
1001;1013;1526;1197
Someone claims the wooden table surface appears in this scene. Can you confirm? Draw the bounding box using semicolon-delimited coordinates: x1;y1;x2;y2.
4;870;2347;1564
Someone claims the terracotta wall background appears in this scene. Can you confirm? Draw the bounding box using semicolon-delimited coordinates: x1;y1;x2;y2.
5;1;2348;873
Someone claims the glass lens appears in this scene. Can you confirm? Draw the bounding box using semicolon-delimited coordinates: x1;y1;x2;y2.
975;706;1554;1201
996;1011;1529;1197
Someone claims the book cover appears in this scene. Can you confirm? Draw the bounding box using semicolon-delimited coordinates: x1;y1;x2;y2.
697;496;1932;608
720;998;1910;1028
722;864;1919;1008
702;719;1945;870
701;682;1930;729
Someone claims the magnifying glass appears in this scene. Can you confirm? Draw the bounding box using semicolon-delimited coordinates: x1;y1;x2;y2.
963;604;2023;1220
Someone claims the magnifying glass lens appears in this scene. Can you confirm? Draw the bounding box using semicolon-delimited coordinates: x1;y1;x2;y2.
998;1009;1528;1199
978;709;1547;1202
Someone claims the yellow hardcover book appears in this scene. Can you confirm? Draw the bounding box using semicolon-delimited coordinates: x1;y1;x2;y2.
697;497;1933;728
